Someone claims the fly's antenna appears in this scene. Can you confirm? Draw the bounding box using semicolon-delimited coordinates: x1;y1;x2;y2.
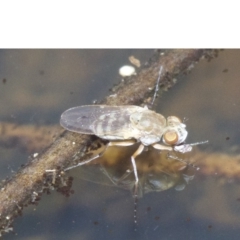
183;117;189;123
150;66;163;108
167;152;200;171
188;140;209;147
174;140;209;154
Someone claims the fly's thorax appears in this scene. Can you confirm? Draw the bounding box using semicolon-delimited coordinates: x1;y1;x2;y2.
162;116;188;145
139;135;161;146
130;110;166;134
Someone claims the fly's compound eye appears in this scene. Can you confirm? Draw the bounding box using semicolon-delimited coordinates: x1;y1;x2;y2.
167;116;184;129
163;130;179;145
163;125;188;145
167;116;182;124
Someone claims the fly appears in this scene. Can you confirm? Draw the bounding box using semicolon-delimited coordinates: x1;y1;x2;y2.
60;66;208;225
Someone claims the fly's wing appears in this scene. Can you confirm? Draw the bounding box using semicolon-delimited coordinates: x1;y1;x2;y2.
60;105;143;139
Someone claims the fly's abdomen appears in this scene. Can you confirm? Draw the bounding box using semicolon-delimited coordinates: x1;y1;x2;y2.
92;111;135;140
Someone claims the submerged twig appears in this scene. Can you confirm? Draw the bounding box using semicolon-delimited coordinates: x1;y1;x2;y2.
0;49;217;236
0;122;62;153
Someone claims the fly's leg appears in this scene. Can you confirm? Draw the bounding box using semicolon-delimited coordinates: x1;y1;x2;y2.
64;152;101;171
174;140;209;153
130;144;144;190
65;139;143;226
130;144;145;225
100;165;133;186
152;143;189;168
64;140;136;171
108;140;142;199
97;140;137;185
99;165;120;186
100;141;145;226
166;153;200;170
108;140;136;147
152;143;173;151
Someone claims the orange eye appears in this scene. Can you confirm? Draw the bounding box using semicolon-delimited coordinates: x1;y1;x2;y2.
163;130;178;145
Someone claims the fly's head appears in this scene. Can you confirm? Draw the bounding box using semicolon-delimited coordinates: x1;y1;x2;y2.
162;116;188;146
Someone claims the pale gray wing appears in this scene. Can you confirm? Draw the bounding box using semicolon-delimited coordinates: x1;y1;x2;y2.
60;105;142;137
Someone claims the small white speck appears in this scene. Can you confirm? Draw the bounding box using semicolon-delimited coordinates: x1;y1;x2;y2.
33;153;38;158
109;94;117;98
45;169;56;172
72;142;76;145
119;65;136;77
